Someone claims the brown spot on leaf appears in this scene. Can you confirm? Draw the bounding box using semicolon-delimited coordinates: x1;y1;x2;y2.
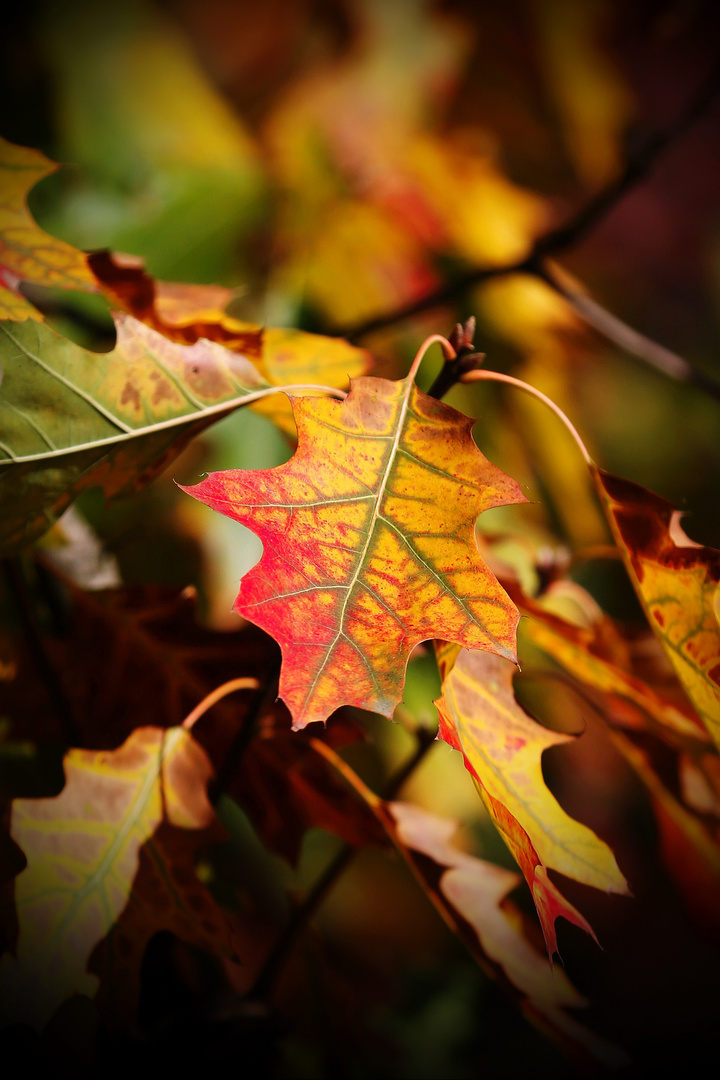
120;381;141;412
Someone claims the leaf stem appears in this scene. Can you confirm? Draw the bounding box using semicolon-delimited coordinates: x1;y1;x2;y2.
209;656;282;802
181;677;259;732
407;333;456;384
460;368;593;466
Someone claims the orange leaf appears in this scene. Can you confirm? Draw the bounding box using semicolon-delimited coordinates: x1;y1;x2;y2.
181;373;526;728
0;136;96;319
594;468;720;750
0;725;234;1031
434;642;629;957
517;588;710;746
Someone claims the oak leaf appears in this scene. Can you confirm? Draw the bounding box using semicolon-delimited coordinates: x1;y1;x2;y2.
0;576;385;862
0;136;96;321
434;642;629;957
0;314;272;551
594;468;720;751
0;724;235;1031
306;735;626;1070
388;802;628;1071
88;250;371;436
181;373;526;728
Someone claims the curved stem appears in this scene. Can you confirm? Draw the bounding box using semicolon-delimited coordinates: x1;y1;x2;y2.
461;368;593;466
181;676;259;732
270;383;347;400
407;334;456;384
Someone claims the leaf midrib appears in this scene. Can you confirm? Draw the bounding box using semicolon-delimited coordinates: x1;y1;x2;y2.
300;378;416;714
24;728;183;959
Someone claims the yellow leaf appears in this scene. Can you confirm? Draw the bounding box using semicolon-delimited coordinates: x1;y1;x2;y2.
435;642;628;955
0;136;96;318
0;725;232;1030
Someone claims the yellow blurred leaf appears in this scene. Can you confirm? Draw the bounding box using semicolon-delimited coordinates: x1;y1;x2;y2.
0;136;96;319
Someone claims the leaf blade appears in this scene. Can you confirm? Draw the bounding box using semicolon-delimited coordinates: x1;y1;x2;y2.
182;373;526;727
434;642;629;955
0;725;233;1031
0;314;271;550
594;467;720;750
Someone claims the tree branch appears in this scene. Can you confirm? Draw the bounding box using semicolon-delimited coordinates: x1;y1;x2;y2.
537;260;720;400
249;726;437;1003
334;60;720;362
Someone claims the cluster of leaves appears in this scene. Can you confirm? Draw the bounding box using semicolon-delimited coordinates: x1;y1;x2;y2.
2;121;720;1075
2;3;720;1075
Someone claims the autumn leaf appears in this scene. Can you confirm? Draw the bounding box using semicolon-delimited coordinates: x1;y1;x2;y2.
0;314;279;551
89;250;371;435
0;575;386;863
0;722;240;1031
516;586;710;746
181;370;526;728
594;468;720;751
0;136;96;321
307;737;627;1070
434;642;629;956
388;802;628;1071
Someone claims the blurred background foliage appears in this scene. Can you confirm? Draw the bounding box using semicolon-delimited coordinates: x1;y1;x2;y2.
2;0;720;1076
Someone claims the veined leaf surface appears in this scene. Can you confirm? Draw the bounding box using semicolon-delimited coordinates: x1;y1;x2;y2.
88;251;371;435
182;373;526;728
0;136;96;319
0;313;271;550
517;590;709;745
0;725;233;1031
594;468;720;750
435;642;629;956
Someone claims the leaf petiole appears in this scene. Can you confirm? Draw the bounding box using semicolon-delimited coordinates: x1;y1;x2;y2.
461;368;593;466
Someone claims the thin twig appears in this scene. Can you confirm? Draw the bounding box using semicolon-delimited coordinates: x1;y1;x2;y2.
537;260;720;400
210;656;282;803
249;728;437;1003
334;61;720;348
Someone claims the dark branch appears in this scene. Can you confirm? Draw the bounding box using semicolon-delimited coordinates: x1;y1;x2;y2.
334;60;720;344
537;260;720;401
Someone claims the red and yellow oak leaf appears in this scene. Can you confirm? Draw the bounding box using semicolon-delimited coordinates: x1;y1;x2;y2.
0;136;96;320
434;642;629;956
0;724;235;1031
594;468;720;751
181;373;526;728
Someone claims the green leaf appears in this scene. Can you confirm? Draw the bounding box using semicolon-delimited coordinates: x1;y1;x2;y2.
0;313;272;550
